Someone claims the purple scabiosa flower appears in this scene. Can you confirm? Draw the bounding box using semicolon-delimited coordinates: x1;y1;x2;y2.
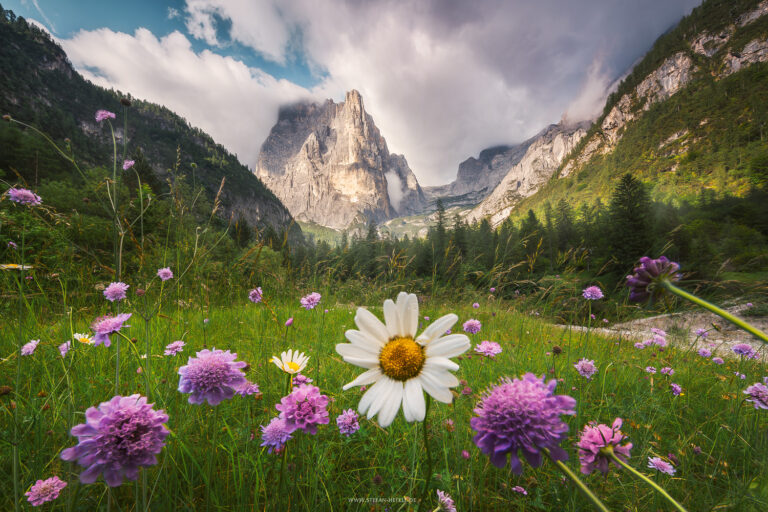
285;317;293;327
634;342;647;349
21;339;40;356
651;328;667;337
292;373;313;386
91;313;132;347
574;358;598;380
462;386;473;396
698;348;711;358
235;381;261;397
582;286;603;300
260;417;292;453
660;367;674;376
732;343;756;358
177;348;247;406
336;409;360;437
163;340;185;356
275;384;329;435
695;328;708;338
734;372;746;380
95;110;115;122
645;366;657;374
7;187;42;205
670;383;682;396
744;382;768;410
103;282;129;302
475;340;502;358
59;341;71;357
712;357;724;365
511;486;528;495
8;241;17;249
463;319;482;334
248;287;263;303
590;313;596;320
122;160;135;171
60;394;168;487
300;292;321;310
626;256;681;302
490;287;496;293
647;456;676;475
157;267;173;281
436;490;456;512
470;373;576;472
652;335;667;347
746;302;753;307
472;302;480;309
602;318;609;324
461;449;470;459
25;476;67;506
576;418;632;475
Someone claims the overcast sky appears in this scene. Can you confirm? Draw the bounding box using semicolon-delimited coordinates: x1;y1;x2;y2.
9;0;702;185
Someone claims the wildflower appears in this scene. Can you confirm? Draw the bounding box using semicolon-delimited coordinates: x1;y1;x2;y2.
470;373;576;472
8;241;17;249
103;282;129;302
95;110;115;122
157;267;173;281
475;340;502;358
336;292;469;427
463;319;482;334
695;328;708;338
582;286;603;300
574;358;598;380
1;263;33;270
25;476;67;506
626;256;681;302
732;343;756;359
275;384;329;434
746;303;753;307
634;342;647;349
472;302;480;309
122;160;135;171
712;357;724;365
436;490;456;512
645;366;657;374
246;287;263;303
577;418;632;474
91;313;132;347
651;328;667;337
660;367;674;376
652;335;667;347
511;486;528;495
21;339;40;356
697;348;711;358
490;287;496;293
647;456;676;475
602;318;609;324
60;394;168;487
260;417;292;453
462;386;473;395
424;316;430;321
590;313;596;320
461;449;470;459
285;317;293;327
163;341;185;356
235;381;261;397
136;367;142;374
59;341;71;357
271;349;309;374
300;292;321;310
7;187;42;205
336;409;360;436
292;373;313;386
744;382;768;410
670;383;682;396
74;333;93;345
552;345;563;355
735;372;746;380
444;419;455;432
178;348;247;405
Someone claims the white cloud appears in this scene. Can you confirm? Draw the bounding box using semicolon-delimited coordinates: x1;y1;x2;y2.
384;171;404;212
59;28;316;171
167;7;180;20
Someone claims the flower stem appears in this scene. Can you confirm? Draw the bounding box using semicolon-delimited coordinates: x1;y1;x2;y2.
544;449;611;512
663;281;768;344
205;407;219;512
606;450;688;512
417;397;433;512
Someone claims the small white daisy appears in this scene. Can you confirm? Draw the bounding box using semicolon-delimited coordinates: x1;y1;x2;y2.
271;349;309;374
336;292;469;427
73;333;93;345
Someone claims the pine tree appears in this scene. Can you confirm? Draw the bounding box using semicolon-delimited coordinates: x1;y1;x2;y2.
609;174;652;270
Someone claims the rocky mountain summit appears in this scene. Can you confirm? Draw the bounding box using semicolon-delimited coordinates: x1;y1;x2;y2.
255;90;425;230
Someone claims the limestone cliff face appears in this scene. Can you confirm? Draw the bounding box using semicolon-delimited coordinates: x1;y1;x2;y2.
466;122;590;227
255;90;425;229
560;0;768;178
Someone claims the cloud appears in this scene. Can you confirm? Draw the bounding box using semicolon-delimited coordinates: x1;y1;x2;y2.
384;171;404;212
57;0;703;186
59;28;316;171
167;7;180;20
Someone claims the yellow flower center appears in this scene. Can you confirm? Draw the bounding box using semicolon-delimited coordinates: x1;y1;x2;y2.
77;337;91;344
379;337;425;381
287;361;300;372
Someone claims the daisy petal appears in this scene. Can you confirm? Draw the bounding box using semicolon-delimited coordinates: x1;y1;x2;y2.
336;343;379;360
340;356;380;369
423;356;460;372
345;329;385;350
400;293;419;338
342;368;382;390
425;334;471;358
377;380;404;427
355;308;391;342
383;299;401;338
358;378;386;416
416;314;458;344
422;367;459;388
403;378;426;422
419;373;454;403
367;377;395;420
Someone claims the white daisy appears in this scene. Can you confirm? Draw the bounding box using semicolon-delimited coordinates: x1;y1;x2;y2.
73;333;93;345
336;292;469;428
271;349;309;374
